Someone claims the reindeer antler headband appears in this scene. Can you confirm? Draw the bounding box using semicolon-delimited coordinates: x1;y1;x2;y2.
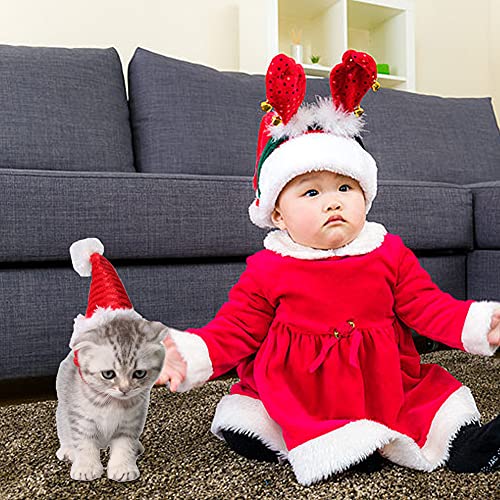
248;50;380;229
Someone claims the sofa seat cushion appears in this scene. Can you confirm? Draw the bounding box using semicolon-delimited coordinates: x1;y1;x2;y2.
468;182;500;248
0;44;135;172
0;169;472;262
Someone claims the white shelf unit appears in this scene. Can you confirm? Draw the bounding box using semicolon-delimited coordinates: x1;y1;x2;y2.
270;0;415;90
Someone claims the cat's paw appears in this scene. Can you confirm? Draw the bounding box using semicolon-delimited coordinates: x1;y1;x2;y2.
70;461;104;481
56;446;74;462
107;461;140;482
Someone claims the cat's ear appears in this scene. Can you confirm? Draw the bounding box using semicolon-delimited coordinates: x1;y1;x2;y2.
143;320;169;343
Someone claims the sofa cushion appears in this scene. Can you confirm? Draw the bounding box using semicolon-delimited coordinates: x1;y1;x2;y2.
467;181;500;248
370;181;473;251
468;251;500;299
0;44;135;172
0;169;472;263
362;89;500;184
128;48;329;176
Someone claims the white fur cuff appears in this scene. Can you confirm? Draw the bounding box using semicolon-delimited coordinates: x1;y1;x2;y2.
462;301;500;356
166;328;213;392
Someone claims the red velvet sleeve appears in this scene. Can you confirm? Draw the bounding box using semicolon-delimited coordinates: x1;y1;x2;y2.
393;240;473;350
186;252;277;378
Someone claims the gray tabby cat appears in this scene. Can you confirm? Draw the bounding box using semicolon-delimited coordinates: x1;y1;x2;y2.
56;317;166;482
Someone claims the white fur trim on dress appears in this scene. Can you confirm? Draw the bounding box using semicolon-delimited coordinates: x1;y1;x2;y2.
269;98;365;140
211;394;288;461
461;301;500;356
166;328;213;392
288;386;479;486
70;307;143;348
69;237;105;277
248;133;377;229
263;222;387;260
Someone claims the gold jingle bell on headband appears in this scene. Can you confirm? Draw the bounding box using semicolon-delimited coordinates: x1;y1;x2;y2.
372;81;381;92
260;100;273;112
272;115;283;126
354;106;364;118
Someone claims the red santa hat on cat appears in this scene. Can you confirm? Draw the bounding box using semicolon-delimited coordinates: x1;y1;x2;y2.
69;237;142;347
249;50;380;229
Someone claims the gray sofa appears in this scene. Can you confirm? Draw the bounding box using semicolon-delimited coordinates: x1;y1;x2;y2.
1;44;499;384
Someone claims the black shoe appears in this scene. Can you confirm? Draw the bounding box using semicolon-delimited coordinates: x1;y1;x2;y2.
350;451;386;473
221;429;279;463
447;416;500;473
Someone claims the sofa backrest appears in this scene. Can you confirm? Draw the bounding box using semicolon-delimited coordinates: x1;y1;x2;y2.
362;90;500;184
0;44;135;172
128;48;500;184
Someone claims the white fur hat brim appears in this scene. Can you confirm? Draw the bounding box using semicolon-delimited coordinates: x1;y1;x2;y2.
248;133;378;229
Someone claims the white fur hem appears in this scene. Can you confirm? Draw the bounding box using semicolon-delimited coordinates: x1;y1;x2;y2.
249;133;377;229
211;394;288;460
70;307;142;348
461;301;500;356
288;386;479;486
166;328;213;392
263;222;387;259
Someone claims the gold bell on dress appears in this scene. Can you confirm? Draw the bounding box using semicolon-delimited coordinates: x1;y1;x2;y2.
372;81;381;92
354;106;364;118
260;100;273;112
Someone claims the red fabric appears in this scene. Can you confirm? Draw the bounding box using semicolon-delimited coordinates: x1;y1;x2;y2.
187;234;473;451
253;112;277;191
330;50;377;113
265;53;306;124
73;350;85;381
86;253;132;317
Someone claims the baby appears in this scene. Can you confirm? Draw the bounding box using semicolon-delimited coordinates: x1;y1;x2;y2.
157;51;500;485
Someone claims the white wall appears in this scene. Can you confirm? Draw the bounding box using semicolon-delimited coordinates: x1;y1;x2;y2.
415;0;494;97
0;0;242;70
0;0;499;118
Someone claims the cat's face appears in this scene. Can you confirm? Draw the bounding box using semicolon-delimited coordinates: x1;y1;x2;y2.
72;318;167;400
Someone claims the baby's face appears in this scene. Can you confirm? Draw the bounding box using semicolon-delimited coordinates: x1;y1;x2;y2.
271;170;366;250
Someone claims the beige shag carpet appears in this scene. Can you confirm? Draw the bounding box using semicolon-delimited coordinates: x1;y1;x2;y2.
0;350;498;500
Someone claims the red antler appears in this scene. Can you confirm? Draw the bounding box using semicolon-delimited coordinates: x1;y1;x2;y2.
330;50;378;114
265;53;306;125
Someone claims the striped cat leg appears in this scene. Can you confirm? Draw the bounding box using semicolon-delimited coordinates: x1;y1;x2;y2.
70;439;104;481
107;435;141;482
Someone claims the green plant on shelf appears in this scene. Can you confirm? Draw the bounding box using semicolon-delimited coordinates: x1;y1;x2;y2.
310;54;321;64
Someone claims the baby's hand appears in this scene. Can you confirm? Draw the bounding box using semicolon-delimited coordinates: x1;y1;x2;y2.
156;336;187;392
487;308;500;346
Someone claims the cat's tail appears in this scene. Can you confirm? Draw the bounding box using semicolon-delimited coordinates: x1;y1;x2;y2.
69;238;104;277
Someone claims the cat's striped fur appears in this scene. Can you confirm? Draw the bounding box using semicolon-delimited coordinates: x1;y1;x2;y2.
56;317;166;481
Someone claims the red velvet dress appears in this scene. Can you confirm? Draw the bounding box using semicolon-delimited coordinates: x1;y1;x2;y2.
185;228;483;484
